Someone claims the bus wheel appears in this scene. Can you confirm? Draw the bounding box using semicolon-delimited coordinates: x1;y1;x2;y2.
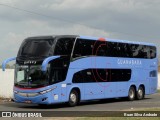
136;86;145;100
128;86;136;101
68;89;79;107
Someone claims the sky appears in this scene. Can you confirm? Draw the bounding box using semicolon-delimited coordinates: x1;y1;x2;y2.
0;0;160;63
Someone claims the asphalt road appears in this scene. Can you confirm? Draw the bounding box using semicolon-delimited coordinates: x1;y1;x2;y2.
0;93;160;112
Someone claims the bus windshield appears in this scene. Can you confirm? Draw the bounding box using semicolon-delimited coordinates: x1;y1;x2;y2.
17;37;75;58
18;39;54;57
15;65;50;88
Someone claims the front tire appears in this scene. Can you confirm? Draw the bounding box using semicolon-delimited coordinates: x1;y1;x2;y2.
68;90;79;107
136;86;145;100
128;86;136;101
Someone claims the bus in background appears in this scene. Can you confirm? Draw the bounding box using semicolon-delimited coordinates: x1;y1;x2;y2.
2;35;158;106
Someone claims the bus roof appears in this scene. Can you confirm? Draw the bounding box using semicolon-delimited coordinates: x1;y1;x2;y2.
26;35;78;40
24;35;156;47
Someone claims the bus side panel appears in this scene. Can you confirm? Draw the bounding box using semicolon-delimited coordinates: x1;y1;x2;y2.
60;83;67;102
50;83;62;103
116;82;128;97
84;83;105;100
149;77;158;94
104;82;118;98
145;59;158;94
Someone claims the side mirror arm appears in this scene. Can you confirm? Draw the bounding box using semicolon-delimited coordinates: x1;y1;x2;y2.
41;56;60;72
2;57;16;71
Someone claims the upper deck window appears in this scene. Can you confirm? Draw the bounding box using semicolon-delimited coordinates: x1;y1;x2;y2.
54;38;75;56
18;39;53;57
72;38;156;59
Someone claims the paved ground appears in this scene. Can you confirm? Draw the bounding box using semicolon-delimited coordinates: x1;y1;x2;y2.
0;93;160;111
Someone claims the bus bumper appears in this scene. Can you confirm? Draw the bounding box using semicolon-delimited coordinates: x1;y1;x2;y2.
13;92;57;104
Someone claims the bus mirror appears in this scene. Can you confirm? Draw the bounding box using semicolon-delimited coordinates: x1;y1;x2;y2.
41;56;60;72
2;57;16;71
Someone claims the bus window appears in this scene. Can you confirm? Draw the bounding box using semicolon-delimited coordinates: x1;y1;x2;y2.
72;39;94;58
150;46;156;59
96;46;106;56
20;39;53;57
54;38;75;56
48;38;76;84
111;69;131;82
125;44;132;57
96;41;107;56
72;71;84;83
72;69;131;83
132;44;141;58
73;39;156;59
150;70;157;77
49;57;69;84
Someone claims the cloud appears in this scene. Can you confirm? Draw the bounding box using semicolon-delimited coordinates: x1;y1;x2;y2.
0;0;160;62
0;18;109;62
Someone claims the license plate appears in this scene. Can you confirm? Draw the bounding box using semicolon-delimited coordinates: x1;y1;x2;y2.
24;100;32;103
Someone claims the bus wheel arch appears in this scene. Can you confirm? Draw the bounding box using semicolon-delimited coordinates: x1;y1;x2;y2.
128;85;136;101
136;84;145;100
68;87;81;107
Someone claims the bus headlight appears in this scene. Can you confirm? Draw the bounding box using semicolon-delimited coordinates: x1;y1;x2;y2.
39;87;57;95
39;89;52;94
14;90;18;94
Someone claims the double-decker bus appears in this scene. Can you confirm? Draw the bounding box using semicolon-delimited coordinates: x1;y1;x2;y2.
2;35;158;106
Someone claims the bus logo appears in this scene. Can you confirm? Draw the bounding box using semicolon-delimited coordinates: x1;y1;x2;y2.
24;61;37;64
117;59;142;65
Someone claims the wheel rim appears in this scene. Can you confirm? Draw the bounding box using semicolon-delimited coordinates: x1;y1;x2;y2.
129;89;134;99
138;88;143;98
70;93;77;103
